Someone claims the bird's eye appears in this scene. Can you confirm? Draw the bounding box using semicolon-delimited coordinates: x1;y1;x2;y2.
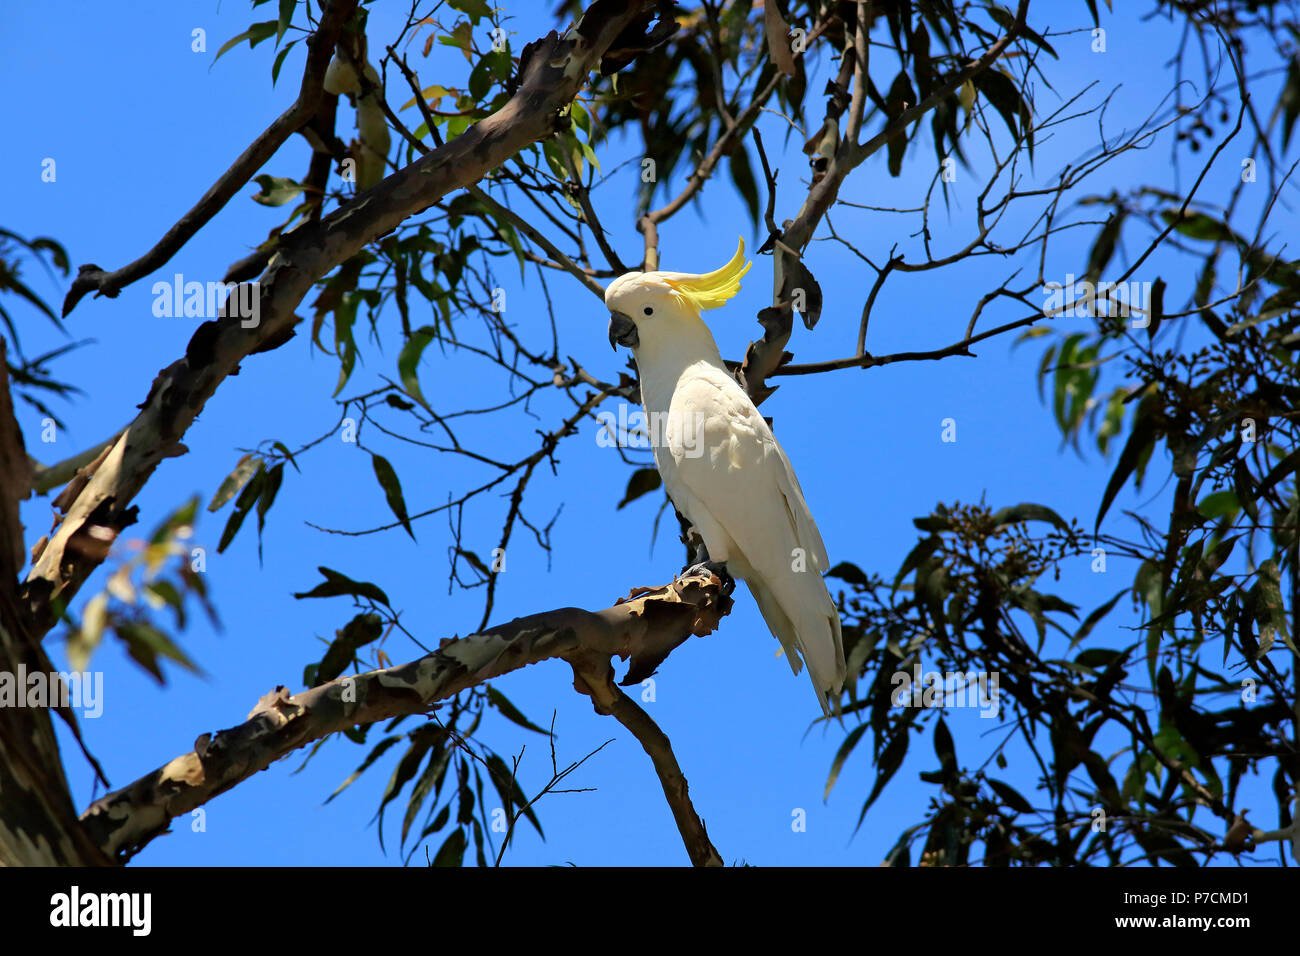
643;306;654;316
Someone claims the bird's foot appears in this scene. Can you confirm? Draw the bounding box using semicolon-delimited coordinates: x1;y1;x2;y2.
679;559;734;594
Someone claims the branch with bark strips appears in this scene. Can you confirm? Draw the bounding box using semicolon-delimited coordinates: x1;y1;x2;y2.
80;570;731;865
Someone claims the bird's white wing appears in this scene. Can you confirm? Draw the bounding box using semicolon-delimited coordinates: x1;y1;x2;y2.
657;363;845;712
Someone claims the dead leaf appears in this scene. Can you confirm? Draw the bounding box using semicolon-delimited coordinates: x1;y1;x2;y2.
764;0;797;76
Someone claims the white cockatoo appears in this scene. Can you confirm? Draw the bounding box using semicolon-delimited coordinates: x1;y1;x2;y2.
605;239;846;714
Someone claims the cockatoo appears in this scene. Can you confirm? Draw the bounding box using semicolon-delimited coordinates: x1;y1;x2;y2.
605;239;846;715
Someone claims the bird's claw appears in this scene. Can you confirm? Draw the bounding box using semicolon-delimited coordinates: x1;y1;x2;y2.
679;559;734;594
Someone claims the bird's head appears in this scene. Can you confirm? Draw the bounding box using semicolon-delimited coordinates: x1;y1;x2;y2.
605;238;752;354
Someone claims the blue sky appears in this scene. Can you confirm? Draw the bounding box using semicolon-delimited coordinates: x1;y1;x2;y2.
3;0;1295;865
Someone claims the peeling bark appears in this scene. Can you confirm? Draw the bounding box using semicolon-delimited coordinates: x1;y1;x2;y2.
2;0;676;867
20;0;661;640
0;342;110;866
80;573;730;863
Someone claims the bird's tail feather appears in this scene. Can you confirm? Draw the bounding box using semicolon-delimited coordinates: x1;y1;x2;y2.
745;576;845;716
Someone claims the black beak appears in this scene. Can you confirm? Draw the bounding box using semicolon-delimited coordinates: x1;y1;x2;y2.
608;311;638;350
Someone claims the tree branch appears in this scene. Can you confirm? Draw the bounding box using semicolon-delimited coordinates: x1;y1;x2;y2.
556;133;628;274
0;342;112;866
80;571;731;863
569;654;724;866
23;0;662;641
738;0;1030;402
60;0;359;316
381;46;607;299
631;12;838;270
27;427;125;497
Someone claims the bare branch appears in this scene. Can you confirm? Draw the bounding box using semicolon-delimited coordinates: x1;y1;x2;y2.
27;428;125;497
570;654;724;866
21;0;662;641
79;571;732;863
382;47;606;298
60;0;358;316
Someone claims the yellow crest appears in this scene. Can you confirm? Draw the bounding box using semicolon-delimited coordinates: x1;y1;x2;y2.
663;238;751;312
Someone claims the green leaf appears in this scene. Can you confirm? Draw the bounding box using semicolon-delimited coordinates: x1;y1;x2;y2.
1224;310;1280;337
439;20;475;63
468;55;494;101
1134;559;1163;617
1052;333;1083;431
1096;386;1127;456
1074;647;1129;671
1161;210;1237;243
1068;589;1126;652
973;67;1032;155
255;461;284;543
271;441;300;473
728;145;761;228
151;496;199;546
987;777;1035;814
145;580;186;629
933;717;956;770
271;40;295;85
885;70;915;176
293;566;392;606
315;612;384;685
251;174;305;207
325;734;403;803
1095;394;1158;529
217;463;267;552
1135;559;1164;684
990;502;1071;533
424;802;452;837
859;728;910;823
115;621;200;684
1280;56;1300;150
397;326;436;411
986;3;1057;57
617;468;661;509
276;0;295;43
377;730;440;850
824;722;868;799
486;685;548;734
371;454;415;540
208;453;262;511
213;20;278;65
570;99;592;136
1255;559;1288;652
1084;210;1125;283
892;536;940;591
457;548;491;578
1195;489;1240;520
2;272;60;322
443;113;475;140
1145;276;1165;341
332;293;359;397
1198;535;1238;577
449;0;492;22
912;513;951;532
484;752;543;839
827;562;870;587
402;746;451;848
432;827;467;867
